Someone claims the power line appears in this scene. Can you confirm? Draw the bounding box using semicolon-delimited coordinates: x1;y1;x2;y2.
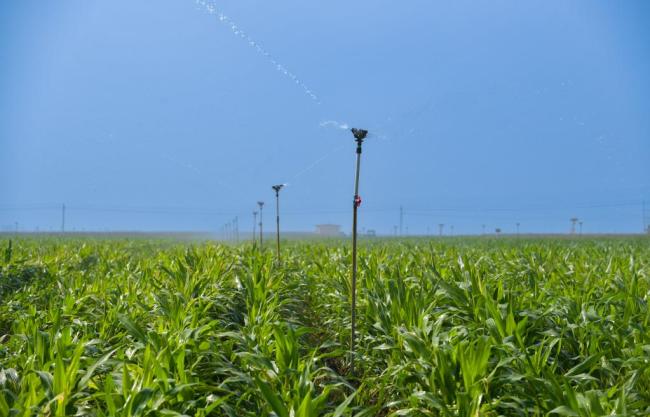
1;200;643;212
1;200;645;221
405;201;643;213
0;205;60;212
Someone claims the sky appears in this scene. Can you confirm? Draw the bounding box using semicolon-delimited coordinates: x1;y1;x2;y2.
1;0;649;235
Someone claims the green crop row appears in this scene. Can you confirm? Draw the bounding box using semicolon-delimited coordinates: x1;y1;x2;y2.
0;237;649;416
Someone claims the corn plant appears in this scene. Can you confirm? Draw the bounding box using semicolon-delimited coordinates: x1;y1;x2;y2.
0;236;649;416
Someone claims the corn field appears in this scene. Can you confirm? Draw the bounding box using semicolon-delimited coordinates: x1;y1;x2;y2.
1;237;649;416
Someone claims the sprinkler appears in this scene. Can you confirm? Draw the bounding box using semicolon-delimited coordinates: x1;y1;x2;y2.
272;184;286;263
257;201;265;248
349;127;367;375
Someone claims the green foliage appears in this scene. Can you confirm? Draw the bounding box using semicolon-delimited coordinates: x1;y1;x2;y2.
0;237;649;416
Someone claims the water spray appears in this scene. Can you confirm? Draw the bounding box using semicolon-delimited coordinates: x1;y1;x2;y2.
272;184;286;263
195;0;320;104
320;120;350;130
349;127;368;375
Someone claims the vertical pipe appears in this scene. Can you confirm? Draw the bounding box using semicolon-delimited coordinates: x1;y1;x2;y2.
256;202;265;248
253;212;257;244
350;137;362;374
275;190;281;263
259;204;264;249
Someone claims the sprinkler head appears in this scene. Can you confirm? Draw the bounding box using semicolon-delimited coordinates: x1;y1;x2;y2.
272;184;286;193
257;201;264;208
351;128;368;141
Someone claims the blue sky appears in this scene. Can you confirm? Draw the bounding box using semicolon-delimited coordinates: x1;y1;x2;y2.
1;0;649;234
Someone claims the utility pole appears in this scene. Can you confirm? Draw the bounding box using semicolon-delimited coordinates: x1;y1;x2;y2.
258;201;265;249
516;222;520;236
272;184;285;263
252;211;258;244
349;127;367;375
399;206;403;236
570;217;578;235
438;223;444;237
61;204;66;233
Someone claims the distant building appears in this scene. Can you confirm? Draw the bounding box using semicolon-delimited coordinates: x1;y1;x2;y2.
315;224;343;237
